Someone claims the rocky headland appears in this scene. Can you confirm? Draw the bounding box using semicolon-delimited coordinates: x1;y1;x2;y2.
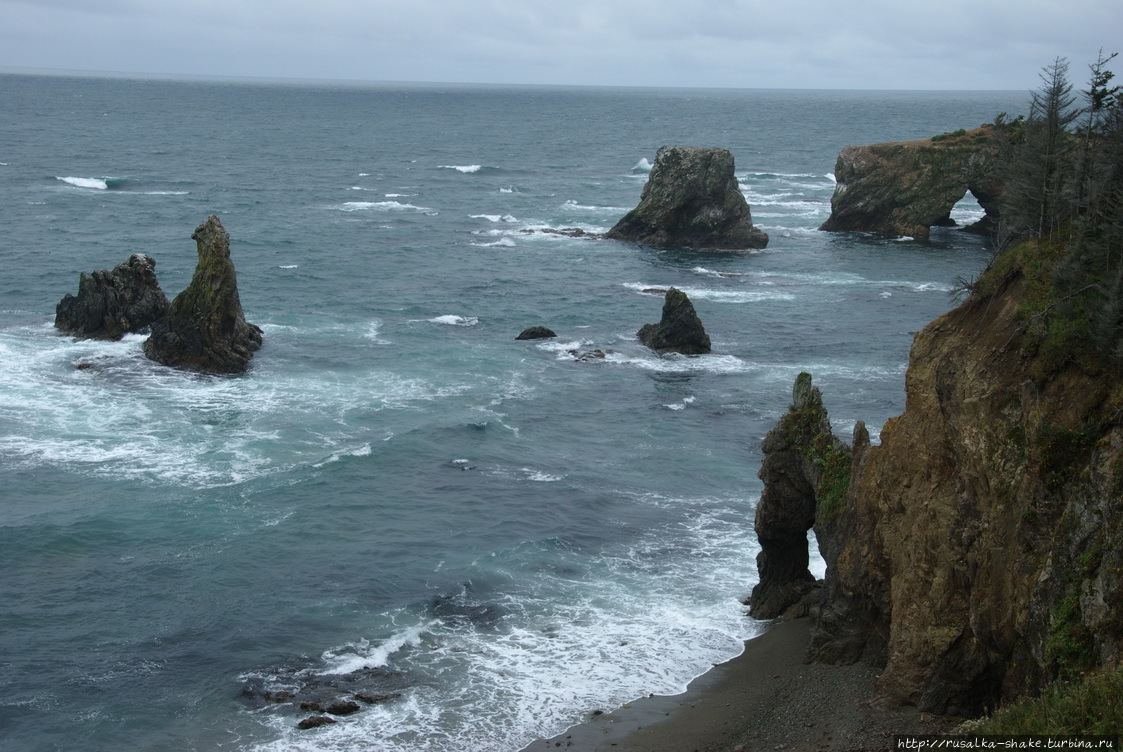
143;215;263;374
751;234;1123;721
55;253;170;340
607;145;769;250
819;126;1005;239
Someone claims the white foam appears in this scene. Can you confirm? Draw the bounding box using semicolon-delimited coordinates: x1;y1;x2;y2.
0;324;474;488
313;443;373;468
622;283;795;304
249;496;760;752
473;238;517;248
278;264;298;269
364;319;390;344
320;622;433;675
56;176;108;190
335;200;437;216
632;157;652;173
424;315;479;327
441;164;482;173
469;214;518;223
561;199;627;214
500;186;516;194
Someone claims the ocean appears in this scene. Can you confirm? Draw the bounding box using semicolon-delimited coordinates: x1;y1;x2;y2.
0;74;1025;752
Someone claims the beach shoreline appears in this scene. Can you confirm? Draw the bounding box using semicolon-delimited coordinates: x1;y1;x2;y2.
522;617;954;752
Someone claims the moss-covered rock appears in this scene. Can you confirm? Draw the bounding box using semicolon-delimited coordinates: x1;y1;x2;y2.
606;146;768;250
143;216;262;374
749;373;852;619
819;127;1004;239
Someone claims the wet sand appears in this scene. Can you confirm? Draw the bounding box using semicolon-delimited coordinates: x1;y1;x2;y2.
522;618;952;752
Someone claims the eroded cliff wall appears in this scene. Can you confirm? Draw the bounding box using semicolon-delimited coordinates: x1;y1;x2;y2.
804;251;1123;716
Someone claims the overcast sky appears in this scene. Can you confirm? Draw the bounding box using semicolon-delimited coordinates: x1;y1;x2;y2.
1;0;1120;90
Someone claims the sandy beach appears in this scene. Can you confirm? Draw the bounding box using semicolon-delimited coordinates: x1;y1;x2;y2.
522;618;953;752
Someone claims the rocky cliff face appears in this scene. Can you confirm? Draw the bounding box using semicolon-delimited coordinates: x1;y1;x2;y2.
819;127;1004;239
144;216;263;374
801;256;1123;716
55;253;169;340
607;146;768;250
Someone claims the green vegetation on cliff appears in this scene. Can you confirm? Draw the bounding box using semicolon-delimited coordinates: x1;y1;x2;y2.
969;665;1123;734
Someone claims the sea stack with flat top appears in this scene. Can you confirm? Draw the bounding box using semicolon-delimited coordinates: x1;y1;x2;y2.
143;215;263;374
606;145;768;250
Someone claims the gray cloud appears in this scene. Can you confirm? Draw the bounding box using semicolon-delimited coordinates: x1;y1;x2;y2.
1;0;1120;90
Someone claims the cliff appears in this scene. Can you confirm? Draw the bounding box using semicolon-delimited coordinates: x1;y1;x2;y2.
787;240;1123;716
607;146;768;250
819;127;1004;239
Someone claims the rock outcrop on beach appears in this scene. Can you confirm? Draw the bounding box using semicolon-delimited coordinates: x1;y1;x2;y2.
636;287;711;355
143;216;262;374
766;244;1123;716
819;127;1004;239
606;146;769;250
749;373;854;619
55;254;170;340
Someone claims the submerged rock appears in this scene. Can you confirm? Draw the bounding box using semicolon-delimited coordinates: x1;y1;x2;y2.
515;326;557;340
606;145;768;250
636;288;711;355
143;216;263;374
819;126;1003;239
55;253;170;340
297;716;336;730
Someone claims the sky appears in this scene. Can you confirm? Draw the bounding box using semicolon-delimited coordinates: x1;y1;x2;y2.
1;0;1121;90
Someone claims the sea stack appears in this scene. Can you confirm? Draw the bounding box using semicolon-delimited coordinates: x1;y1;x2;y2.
143;216;263;374
748;373;851;619
636;287;711;355
606;145;768;250
55;254;170;340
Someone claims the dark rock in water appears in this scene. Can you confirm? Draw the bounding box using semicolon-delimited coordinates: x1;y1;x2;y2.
515;326;557;340
355;692;401;704
262;690;294;704
569;348;609;362
520;227;601;238
636;288;711;355
748;373;851;620
606;145;768;250
297;715;337;730
325;700;361;716
55;253;170;340
143;216;263;374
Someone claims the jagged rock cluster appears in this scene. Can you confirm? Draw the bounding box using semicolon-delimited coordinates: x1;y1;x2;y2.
607;146;769;250
636;287;711;355
144;216;263;374
54;253;169;340
819;127;1004;239
56;215;262;374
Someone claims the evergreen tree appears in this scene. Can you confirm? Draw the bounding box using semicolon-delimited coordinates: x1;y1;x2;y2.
1001;57;1080;243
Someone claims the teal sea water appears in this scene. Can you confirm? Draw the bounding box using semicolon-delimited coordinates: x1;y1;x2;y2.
0;74;1025;752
